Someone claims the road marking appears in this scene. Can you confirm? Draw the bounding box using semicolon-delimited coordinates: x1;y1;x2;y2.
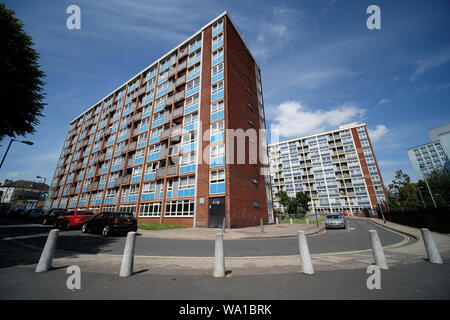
0;233;50;241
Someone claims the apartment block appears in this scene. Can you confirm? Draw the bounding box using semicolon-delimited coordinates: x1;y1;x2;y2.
407;123;450;180
268;123;387;214
45;12;273;228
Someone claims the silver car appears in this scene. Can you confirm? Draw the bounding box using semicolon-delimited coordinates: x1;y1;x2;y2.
325;214;346;229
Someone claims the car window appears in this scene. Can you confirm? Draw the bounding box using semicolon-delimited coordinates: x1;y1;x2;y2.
65;211;75;216
116;212;134;219
77;211;94;216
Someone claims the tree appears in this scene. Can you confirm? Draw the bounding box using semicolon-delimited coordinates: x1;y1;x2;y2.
387;170;421;210
418;169;450;208
0;4;46;141
276;190;311;217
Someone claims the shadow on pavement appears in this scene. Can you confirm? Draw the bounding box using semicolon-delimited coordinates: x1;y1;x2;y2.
0;216;122;269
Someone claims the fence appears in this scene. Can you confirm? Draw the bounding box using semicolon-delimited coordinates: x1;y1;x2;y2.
380;207;450;233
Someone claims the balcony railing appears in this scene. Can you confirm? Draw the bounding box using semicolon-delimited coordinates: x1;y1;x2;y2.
174;91;185;102
166;165;177;176
156;167;165;178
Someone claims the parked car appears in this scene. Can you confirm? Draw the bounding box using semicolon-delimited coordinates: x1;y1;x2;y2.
7;206;26;219
325;214;346;229
39;208;68;225
18;208;34;220
28;208;44;221
55;210;95;230
81;211;137;236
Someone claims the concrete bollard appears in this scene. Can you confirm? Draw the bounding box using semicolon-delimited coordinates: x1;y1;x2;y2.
222;216;226;233
119;231;137;277
275;217;279;224
260;218;265;233
369;230;388;270
306;217;309;225
35;229;59;273
214;233;225;278
420;228;443;264
297;231;314;275
290;217;294;224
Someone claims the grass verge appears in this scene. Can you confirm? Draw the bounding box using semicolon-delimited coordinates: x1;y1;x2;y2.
138;222;190;231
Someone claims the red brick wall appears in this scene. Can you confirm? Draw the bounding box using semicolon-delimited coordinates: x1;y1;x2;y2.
351;127;378;209
224;16;269;228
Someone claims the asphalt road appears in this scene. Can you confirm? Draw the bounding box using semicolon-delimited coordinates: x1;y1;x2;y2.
0;217;407;257
0;259;449;300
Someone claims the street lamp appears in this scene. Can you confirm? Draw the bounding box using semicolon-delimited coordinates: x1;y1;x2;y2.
417;187;426;208
419;165;437;208
0;139;34;170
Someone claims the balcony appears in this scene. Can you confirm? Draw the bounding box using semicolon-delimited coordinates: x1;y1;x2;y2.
166;165;177;176
174;91;185;102
161;129;170;139
127;141;137;151
121;175;131;184
168;67;176;78
173;107;183;118
156;167;165;178
165;96;174;106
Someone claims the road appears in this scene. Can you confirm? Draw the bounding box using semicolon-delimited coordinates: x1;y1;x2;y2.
0;259;449;300
0;217;407;257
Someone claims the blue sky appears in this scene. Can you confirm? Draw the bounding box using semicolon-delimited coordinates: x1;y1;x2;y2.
1;0;449;186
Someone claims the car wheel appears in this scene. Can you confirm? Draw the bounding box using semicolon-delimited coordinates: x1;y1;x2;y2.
102;226;111;237
42;218;47;225
81;223;88;233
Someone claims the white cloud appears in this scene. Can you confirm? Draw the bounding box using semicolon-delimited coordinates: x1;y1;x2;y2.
375;99;390;109
368;124;388;142
269;101;366;138
410;47;450;82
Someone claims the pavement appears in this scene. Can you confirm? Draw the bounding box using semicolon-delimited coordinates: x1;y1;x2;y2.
137;220;326;240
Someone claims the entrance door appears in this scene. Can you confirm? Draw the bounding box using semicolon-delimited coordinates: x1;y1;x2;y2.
208;197;225;228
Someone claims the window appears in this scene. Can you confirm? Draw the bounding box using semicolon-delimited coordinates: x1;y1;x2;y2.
186;78;200;91
151;127;162;137
212;19;223;30
135;148;145;158
132;165;142;176
165;199;194;216
129;184;140;195
212;63;224;76
188;49;201;61
137;132;147;142
182;131;197;144
211;100;224;113
148;143;160;154
187;64;200;76
146;162;158;173
248;119;255;127
185;94;199;107
210;169;225;183
212;81;224;94
139;202;161;217
183;112;198;126
211;120;224;134
189;37;201;49
210;143;225;158
181;152;196;165
179;175;195;190
212;33;223;46
142;182;156;193
212;48;224;61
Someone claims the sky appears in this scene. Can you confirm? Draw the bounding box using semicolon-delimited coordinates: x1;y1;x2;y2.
1;0;449;187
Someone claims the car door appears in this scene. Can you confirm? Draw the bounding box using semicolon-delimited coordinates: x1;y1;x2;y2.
90;213;105;233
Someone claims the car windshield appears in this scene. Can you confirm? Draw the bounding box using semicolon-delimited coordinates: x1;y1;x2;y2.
326;215;341;220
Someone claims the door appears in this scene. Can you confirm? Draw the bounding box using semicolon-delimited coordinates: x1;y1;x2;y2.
208;197;225;228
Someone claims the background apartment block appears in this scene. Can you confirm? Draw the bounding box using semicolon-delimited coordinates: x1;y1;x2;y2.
407;123;450;180
45;12;273;228
268;123;387;214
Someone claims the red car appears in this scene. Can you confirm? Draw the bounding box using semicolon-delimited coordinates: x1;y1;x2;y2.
55;210;95;230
